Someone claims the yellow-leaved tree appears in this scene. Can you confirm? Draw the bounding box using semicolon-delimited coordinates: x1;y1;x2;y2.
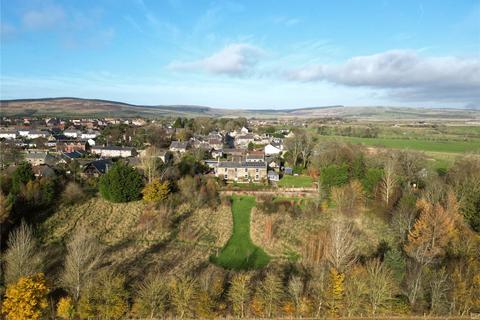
56;296;75;320
2;273;49;320
327;267;345;316
143;179;170;202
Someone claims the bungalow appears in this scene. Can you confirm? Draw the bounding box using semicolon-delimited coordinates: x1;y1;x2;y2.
63;129;81;138
80;130;100;139
214;161;267;182
169;141;189;153
91;146;136;158
32;165;56;178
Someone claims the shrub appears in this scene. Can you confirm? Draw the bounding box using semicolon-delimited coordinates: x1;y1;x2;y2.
142;179;170;202
99;162;143;203
61;182;87;205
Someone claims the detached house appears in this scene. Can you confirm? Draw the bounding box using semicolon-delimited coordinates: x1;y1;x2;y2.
235;134;255;147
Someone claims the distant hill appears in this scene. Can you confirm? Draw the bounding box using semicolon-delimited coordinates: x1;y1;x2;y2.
1;97;479;120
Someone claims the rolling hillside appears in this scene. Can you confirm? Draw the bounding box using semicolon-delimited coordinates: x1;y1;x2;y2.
1;97;479;120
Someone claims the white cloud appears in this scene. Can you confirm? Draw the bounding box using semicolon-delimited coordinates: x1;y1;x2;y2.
285;50;480;105
168;43;265;76
22;4;65;29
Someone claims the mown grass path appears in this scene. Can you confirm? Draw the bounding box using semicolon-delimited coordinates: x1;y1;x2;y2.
211;195;270;270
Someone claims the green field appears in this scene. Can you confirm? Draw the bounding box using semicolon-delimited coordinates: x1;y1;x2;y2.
316;135;480;154
277;175;314;188
211;196;270;270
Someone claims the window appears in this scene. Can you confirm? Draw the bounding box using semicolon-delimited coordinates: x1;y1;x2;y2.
245;168;248;172
256;168;259;172
224;174;228;179
255;175;259;179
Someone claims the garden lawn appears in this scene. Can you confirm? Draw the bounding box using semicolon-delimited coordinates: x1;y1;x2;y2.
212;195;270;270
277;175;314;188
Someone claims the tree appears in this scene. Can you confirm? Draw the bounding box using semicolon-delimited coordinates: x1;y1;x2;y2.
77;270;128;319
404;197;457;306
3;222;44;284
132;274;168;319
0;191;14;223
99;162;143;203
140;146;161;183
11;161;34;194
365;259;394;315
56;296;75;320
2;273;49;320
320;164;349;191
326;267;345;316
380;159;398;207
228;273;251;318
170;275;198;319
325;220;357;272
256;272;284;318
142;179;170;202
60;226;103;302
344;264;368;316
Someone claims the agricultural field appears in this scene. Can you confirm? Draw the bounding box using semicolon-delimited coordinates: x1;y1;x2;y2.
211;196;270;270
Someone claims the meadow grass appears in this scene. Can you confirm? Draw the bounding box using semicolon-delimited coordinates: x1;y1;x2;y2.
277;175;314;188
211;195;270;270
316;135;480;153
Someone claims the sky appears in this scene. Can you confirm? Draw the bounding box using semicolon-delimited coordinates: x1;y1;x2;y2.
1;0;479;109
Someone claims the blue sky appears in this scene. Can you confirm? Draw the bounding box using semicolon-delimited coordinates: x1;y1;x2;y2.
1;0;479;108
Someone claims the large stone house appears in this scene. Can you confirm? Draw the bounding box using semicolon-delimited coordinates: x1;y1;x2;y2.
214;161;267;183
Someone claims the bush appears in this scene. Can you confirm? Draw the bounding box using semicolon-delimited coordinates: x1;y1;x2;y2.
142;179;170;202
11;161;34;194
61;182;87;205
99;162;143;203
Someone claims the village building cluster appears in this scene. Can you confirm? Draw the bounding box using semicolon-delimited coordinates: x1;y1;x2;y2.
0;116;295;183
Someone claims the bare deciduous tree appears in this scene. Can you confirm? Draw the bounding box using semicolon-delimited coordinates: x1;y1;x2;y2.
61;226;103;302
140;146;161;184
133;273;168;319
3;222;43;284
170;275;198;319
380;160;398;207
325;220;357;272
365;259;394;315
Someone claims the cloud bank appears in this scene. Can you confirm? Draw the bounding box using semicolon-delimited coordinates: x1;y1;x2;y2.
285;50;480;104
168;43;264;76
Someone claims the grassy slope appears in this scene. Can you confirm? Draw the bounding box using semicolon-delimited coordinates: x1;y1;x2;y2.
212;196;270;270
277;175;314;188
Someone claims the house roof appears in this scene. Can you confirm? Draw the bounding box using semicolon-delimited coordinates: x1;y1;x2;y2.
92;146;134;151
217;161;266;168
84;159;113;174
170;141;188;149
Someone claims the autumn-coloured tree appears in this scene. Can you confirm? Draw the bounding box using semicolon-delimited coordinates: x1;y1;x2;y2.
449;260;480;316
326;267;345;316
287;275;303;315
331;180;365;215
2;273;49;320
228;273;251;318
77;270;128;320
404;197;457;306
142;179;170;202
56;296;75;320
